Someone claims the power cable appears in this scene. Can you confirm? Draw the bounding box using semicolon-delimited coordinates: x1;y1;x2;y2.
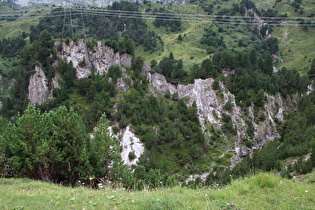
2;6;314;21
0;7;314;27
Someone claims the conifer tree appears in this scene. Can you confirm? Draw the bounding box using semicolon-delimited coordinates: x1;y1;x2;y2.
307;59;315;78
89;114;123;180
3;105;57;180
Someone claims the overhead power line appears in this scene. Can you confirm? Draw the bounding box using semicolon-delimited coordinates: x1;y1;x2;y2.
1;7;315;20
0;7;314;27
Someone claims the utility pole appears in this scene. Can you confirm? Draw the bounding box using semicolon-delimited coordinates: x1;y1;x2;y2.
62;0;86;40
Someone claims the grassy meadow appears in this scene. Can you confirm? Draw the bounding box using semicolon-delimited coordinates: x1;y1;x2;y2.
1;173;315;209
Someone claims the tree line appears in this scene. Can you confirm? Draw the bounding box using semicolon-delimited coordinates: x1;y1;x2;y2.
29;2;162;53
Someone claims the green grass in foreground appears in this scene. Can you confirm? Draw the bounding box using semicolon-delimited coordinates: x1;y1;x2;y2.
1;173;314;209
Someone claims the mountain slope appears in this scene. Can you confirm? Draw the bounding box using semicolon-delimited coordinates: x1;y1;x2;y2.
0;0;314;187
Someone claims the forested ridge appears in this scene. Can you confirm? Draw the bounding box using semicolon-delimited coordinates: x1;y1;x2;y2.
0;0;314;189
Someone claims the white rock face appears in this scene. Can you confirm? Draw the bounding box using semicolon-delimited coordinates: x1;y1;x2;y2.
146;70;297;165
28;66;50;105
120;126;145;166
51;73;61;89
306;81;315;95
148;73;247;141
28;66;61;105
56;40;131;79
27;41;132;105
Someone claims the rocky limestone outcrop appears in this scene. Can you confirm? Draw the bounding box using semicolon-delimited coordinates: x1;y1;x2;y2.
306;81;315;95
28;66;50;105
28;41;132;105
144;68;304;177
237;146;252;158
56;40;132;79
117;68;134;92
144;68;294;164
110;125;144;167
28;66;60;105
147;72;248;141
120;126;145;166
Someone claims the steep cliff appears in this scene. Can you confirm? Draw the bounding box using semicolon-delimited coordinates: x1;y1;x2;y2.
28;66;50;105
145;68;296;165
28;41;132;105
27;41;299;167
55;40;131;79
28;66;60;105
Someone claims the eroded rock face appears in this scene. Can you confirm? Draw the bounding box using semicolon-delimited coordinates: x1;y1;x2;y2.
56;40;131;79
117;68;133;92
111;126;144;167
307;81;315;95
237;146;251;158
26;42;305;168
147;73;247;141
28;66;61;105
28;41;132;105
146;70;294;163
28;66;50;105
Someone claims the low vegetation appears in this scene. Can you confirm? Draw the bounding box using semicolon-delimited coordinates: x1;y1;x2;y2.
0;173;314;209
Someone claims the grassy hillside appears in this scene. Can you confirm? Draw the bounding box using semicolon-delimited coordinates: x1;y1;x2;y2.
136;3;210;68
0;4;54;38
1;173;315;209
272;0;315;74
135;0;315;73
1;1;314;73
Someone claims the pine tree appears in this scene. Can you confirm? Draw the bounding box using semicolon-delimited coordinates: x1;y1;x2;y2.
48;106;91;185
307;59;315;78
4;105;57;180
89;114;123;180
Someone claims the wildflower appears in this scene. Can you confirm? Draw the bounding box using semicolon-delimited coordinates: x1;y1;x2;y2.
305;190;309;193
